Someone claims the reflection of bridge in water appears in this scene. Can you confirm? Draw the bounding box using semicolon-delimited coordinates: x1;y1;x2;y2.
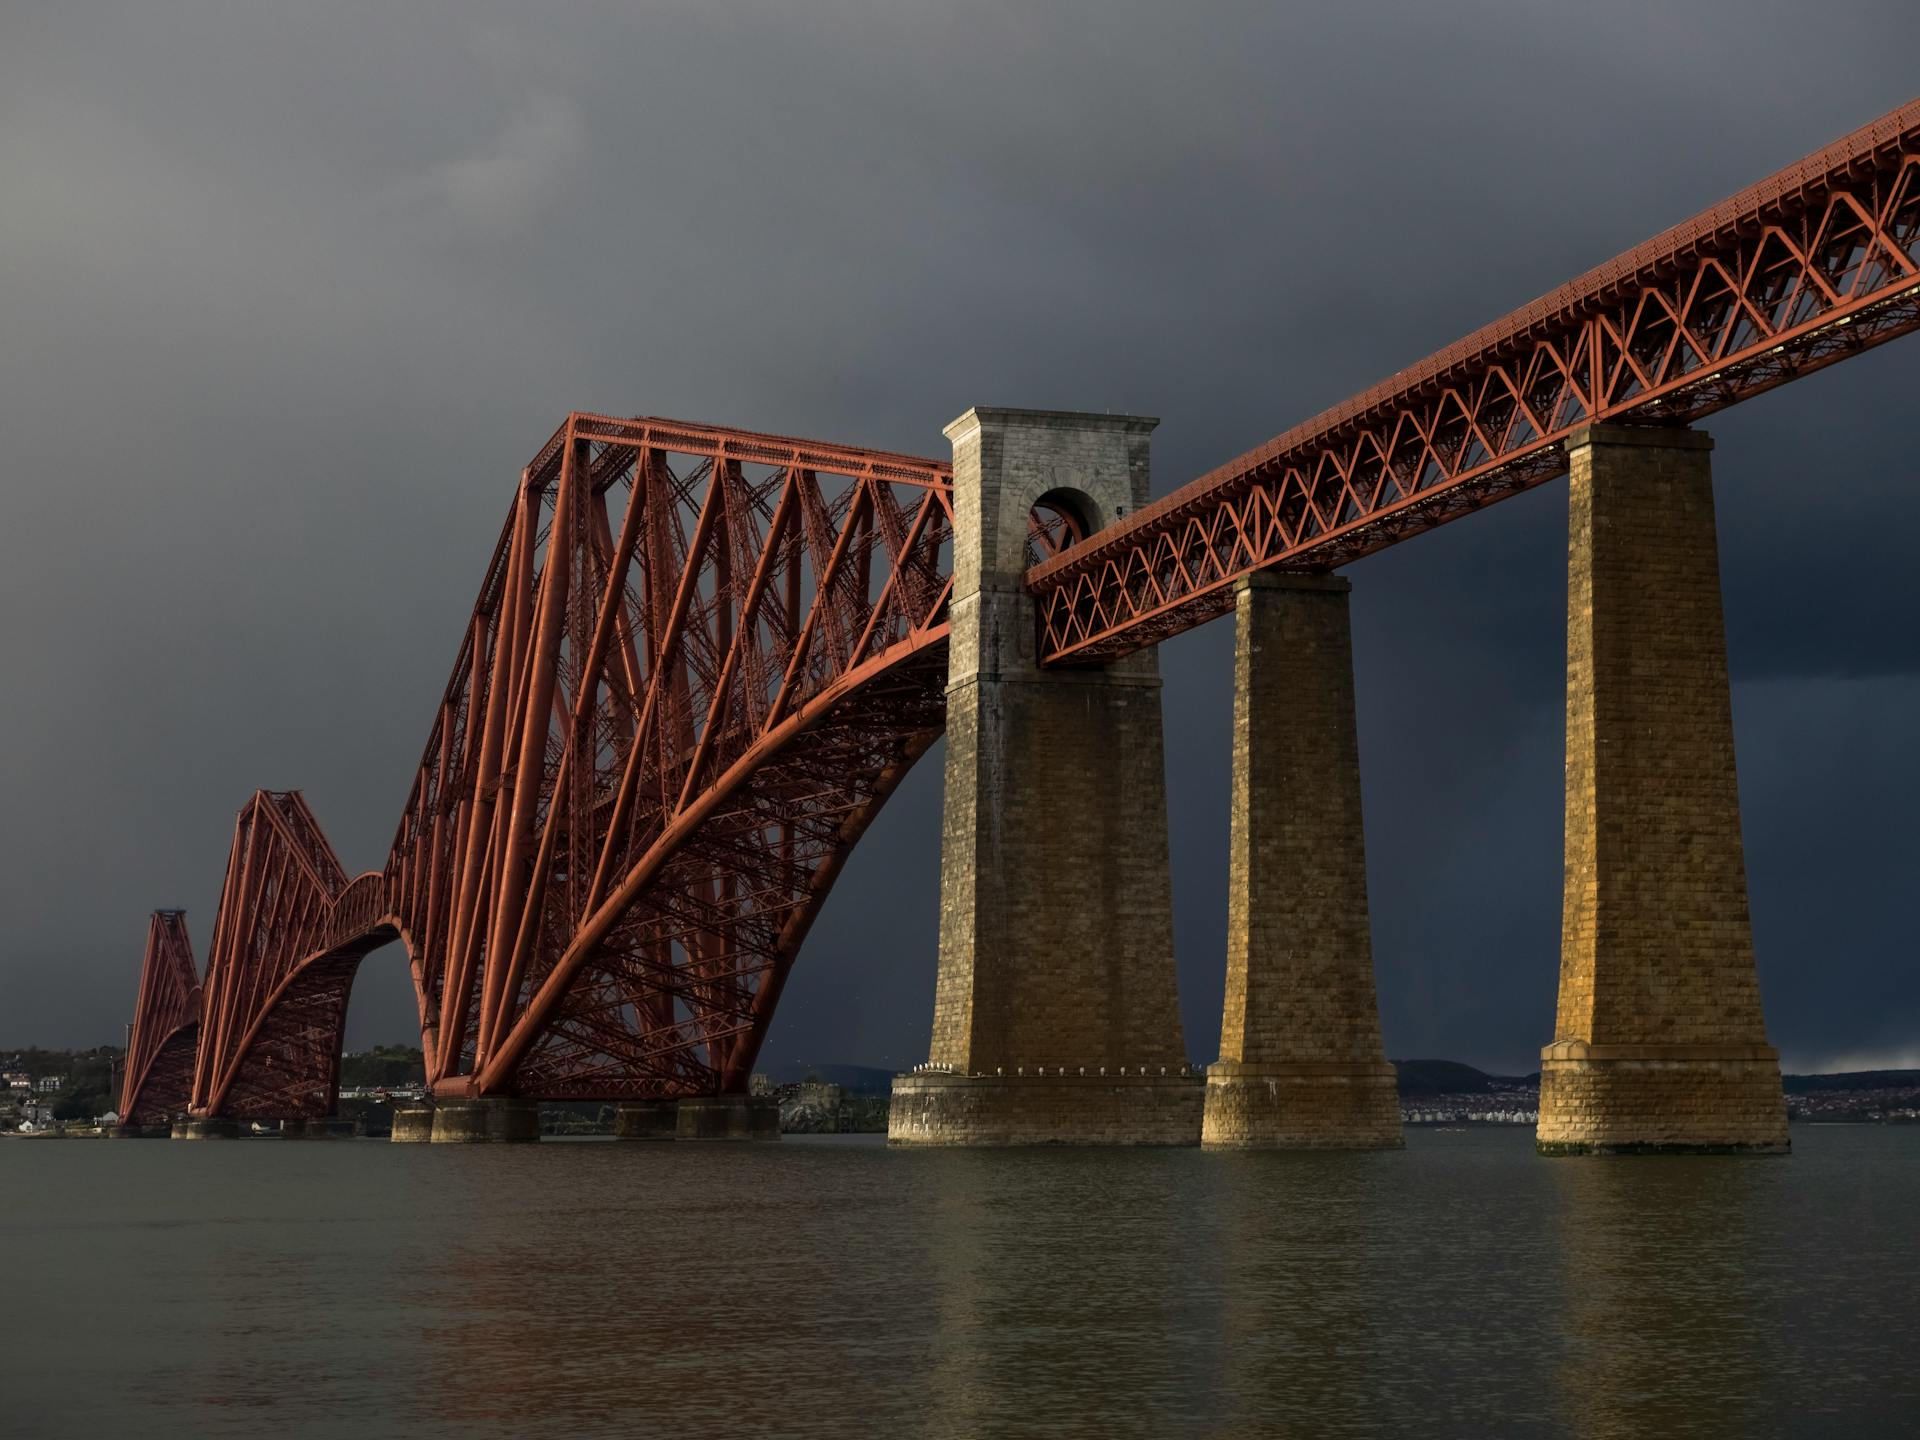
123;100;1920;1151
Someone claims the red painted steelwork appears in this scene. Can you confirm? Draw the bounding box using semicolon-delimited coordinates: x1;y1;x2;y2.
143;418;953;1118
120;911;202;1123
1030;99;1920;662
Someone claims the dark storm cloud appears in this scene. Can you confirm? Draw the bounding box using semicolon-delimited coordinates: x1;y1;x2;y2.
2;1;1915;1073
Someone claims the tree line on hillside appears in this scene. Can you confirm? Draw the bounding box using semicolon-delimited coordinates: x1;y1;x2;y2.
1;1046;122;1120
339;1046;426;1089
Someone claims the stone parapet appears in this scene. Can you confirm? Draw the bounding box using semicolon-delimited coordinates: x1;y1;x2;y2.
888;1070;1204;1146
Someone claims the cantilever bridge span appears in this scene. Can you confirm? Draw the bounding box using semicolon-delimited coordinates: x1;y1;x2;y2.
125;99;1920;1136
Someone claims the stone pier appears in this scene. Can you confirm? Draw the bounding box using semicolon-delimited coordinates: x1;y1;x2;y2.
613;1100;680;1140
281;1116;361;1139
1537;425;1788;1155
390;1104;435;1143
172;1116;238;1140
1201;574;1402;1149
677;1096;781;1140
888;408;1203;1146
429;1097;541;1144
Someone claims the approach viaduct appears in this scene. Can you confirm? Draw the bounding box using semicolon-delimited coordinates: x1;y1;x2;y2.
122;99;1920;1151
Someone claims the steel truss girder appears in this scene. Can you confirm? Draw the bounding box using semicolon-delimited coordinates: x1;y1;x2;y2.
1031;100;1920;661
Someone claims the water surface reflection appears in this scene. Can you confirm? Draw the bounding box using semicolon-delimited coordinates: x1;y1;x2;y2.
5;1129;1914;1438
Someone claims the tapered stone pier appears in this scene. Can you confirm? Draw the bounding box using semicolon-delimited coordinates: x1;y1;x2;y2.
1536;425;1788;1155
889;408;1203;1145
1201;573;1402;1149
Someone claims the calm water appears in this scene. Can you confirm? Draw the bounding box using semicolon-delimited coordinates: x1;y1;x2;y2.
2;1127;1915;1439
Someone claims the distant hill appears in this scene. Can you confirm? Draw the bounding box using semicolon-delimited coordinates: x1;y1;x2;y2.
341;1046;425;1089
751;1059;1920;1100
1390;1059;1531;1095
1783;1069;1920;1093
762;1062;896;1095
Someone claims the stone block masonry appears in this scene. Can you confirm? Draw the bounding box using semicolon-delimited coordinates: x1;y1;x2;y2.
890;408;1203;1146
1202;574;1401;1149
1536;424;1788;1154
891;1071;1204;1146
430;1097;540;1143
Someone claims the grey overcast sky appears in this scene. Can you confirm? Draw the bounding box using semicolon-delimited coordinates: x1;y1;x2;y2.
2;2;1915;1074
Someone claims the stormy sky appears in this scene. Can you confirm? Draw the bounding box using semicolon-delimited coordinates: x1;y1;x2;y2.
3;2;1915;1075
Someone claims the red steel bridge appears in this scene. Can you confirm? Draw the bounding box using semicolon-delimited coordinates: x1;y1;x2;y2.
124;99;1920;1126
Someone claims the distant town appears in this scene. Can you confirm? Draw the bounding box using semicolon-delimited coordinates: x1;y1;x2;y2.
5;1048;1916;1137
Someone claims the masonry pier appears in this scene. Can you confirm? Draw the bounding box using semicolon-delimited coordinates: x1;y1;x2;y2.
889;409;1203;1145
429;1097;540;1143
1202;573;1402;1148
1536;425;1788;1154
676;1096;781;1140
390;1104;435;1143
172;1116;238;1140
281;1116;360;1139
612;1100;680;1140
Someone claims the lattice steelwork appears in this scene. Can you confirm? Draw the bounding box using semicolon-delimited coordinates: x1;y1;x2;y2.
395;416;955;1099
119;911;202;1124
135;419;953;1118
187;790;371;1118
1031;99;1920;662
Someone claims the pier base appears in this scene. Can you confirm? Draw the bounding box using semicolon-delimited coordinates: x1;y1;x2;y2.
389;1105;435;1143
281;1117;361;1139
429;1098;540;1144
613;1101;680;1140
889;1071;1204;1146
1203;1062;1402;1150
1537;1043;1789;1155
676;1096;780;1140
172;1117;238;1140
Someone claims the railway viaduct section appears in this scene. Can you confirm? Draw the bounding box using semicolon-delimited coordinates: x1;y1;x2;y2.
124;100;1920;1152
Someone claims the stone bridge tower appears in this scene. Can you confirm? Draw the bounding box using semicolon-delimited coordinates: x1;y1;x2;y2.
888;408;1205;1144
